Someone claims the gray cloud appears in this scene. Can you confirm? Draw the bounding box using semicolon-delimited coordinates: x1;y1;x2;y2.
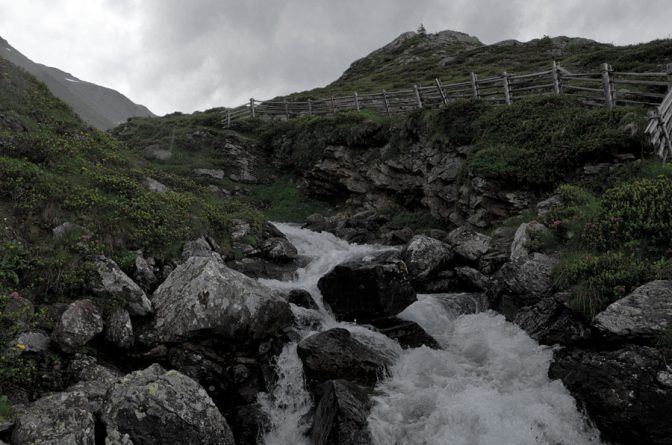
1;0;671;115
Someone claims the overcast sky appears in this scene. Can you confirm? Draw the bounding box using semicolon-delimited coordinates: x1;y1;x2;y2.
1;0;671;115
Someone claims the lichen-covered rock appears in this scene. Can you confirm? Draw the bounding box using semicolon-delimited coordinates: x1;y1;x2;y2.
400;235;453;280
52;299;103;353
593;280;672;339
298;328;392;386
500;253;558;306
193;168;225;179
447;227;492;261
102;364;235;445
514;297;591;345
261;237;298;262
105;308;134;349
141;177;168;193
180;237;214;261
318;254;416;323
509;222;550;261
310;380;373;445
91;255;153;317
11;331;51;354
133;254;158;292
143;255;293;344
549;345;672;445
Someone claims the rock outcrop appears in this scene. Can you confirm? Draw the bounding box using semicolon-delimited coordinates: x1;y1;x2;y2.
400;235;453;280
52;299;103;353
143;255;293;344
310;380;373;445
297;328;392;386
549;345;672;445
514;297;591;345
91;255;153;317
593;280;672;339
318;254;416;322
102;364;235;445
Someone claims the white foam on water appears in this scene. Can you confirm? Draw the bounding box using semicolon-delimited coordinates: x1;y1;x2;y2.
257;224;602;445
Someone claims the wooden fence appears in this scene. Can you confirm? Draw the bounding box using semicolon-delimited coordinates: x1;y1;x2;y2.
646;88;672;161
222;61;672;159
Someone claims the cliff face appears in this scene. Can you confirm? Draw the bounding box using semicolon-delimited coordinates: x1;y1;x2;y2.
0;36;154;130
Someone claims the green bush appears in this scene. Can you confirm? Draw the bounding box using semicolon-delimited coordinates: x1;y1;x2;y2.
0;241;28;292
0;395;13;420
553;250;652;318
592;176;672;250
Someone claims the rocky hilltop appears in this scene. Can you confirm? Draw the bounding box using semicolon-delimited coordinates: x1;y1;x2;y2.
0;36;154;130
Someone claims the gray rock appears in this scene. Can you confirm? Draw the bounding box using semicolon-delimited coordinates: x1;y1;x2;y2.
261;237;298;261
11;331;51;353
593;280;672;339
231;219;253;240
141;177;168;193
91;255;153;317
317;254;416;323
143;144;172;160
144;255;293;344
400;235;453;280
297;328;392;386
447;227;492;261
1;294;33;326
536;195;561;217
455;266;496;292
52;221;88;240
181;237;214;261
429;293;489;317
310;380;373;445
230;173;258;184
549;345;672;445
514;297;591;345
510;222;550;261
102;364;235;445
287;289;319;310
52;300;103;353
500;253;558;305
133;255;158;292
368;317;440;349
105;308;134;349
193;168;225;180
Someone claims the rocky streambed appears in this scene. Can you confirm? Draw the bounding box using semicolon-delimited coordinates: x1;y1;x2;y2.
1;221;671;445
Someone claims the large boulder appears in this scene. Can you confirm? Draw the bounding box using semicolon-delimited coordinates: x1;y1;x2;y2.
287;289;319;310
400;235;453;280
549;345;672;445
368;317;440;349
500;253;558;306
447;227;492;262
509;222;550;261
260;237;298;262
514;297;591;345
297;328;391;386
310;380;373;445
102;364;235;445
105;308;134;349
143;255;292;344
593;280;672;339
317;255;416;322
91;255;153;317
52;299;103;353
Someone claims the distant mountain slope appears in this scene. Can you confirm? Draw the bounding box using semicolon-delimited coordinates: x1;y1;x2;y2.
290;29;672;99
0;36;154;130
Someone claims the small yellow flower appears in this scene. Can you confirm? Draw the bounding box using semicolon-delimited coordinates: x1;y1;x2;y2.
15;343;26;350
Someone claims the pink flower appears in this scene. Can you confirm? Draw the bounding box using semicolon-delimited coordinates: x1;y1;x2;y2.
9;291;20;300
80;234;92;241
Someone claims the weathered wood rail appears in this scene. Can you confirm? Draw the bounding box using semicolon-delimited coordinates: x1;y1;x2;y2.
223;61;672;159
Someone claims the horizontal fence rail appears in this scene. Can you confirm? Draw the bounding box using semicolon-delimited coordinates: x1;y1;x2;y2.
221;61;672;160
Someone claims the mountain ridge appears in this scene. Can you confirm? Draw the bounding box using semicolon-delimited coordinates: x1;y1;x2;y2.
0;36;154;130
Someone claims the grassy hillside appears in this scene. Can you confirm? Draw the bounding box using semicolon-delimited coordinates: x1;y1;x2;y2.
0;56;264;302
286;31;672;100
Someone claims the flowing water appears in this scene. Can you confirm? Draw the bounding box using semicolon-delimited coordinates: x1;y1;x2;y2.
257;223;602;445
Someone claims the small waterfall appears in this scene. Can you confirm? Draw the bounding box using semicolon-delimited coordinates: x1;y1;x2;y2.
257;224;602;445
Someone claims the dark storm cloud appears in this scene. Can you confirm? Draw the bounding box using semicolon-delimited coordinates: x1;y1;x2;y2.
1;0;671;114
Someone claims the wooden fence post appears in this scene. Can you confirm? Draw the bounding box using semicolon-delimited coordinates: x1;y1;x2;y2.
470;72;480;99
382;90;391;117
414;84;423;108
331;96;336;114
601;63;614;108
552;61;561;95
502;72;512;104
666;63;672;91
226;109;231;128
283;99;289;119
354;92;360;111
435;78;447;104
250;98;256;118
308;99;313;116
